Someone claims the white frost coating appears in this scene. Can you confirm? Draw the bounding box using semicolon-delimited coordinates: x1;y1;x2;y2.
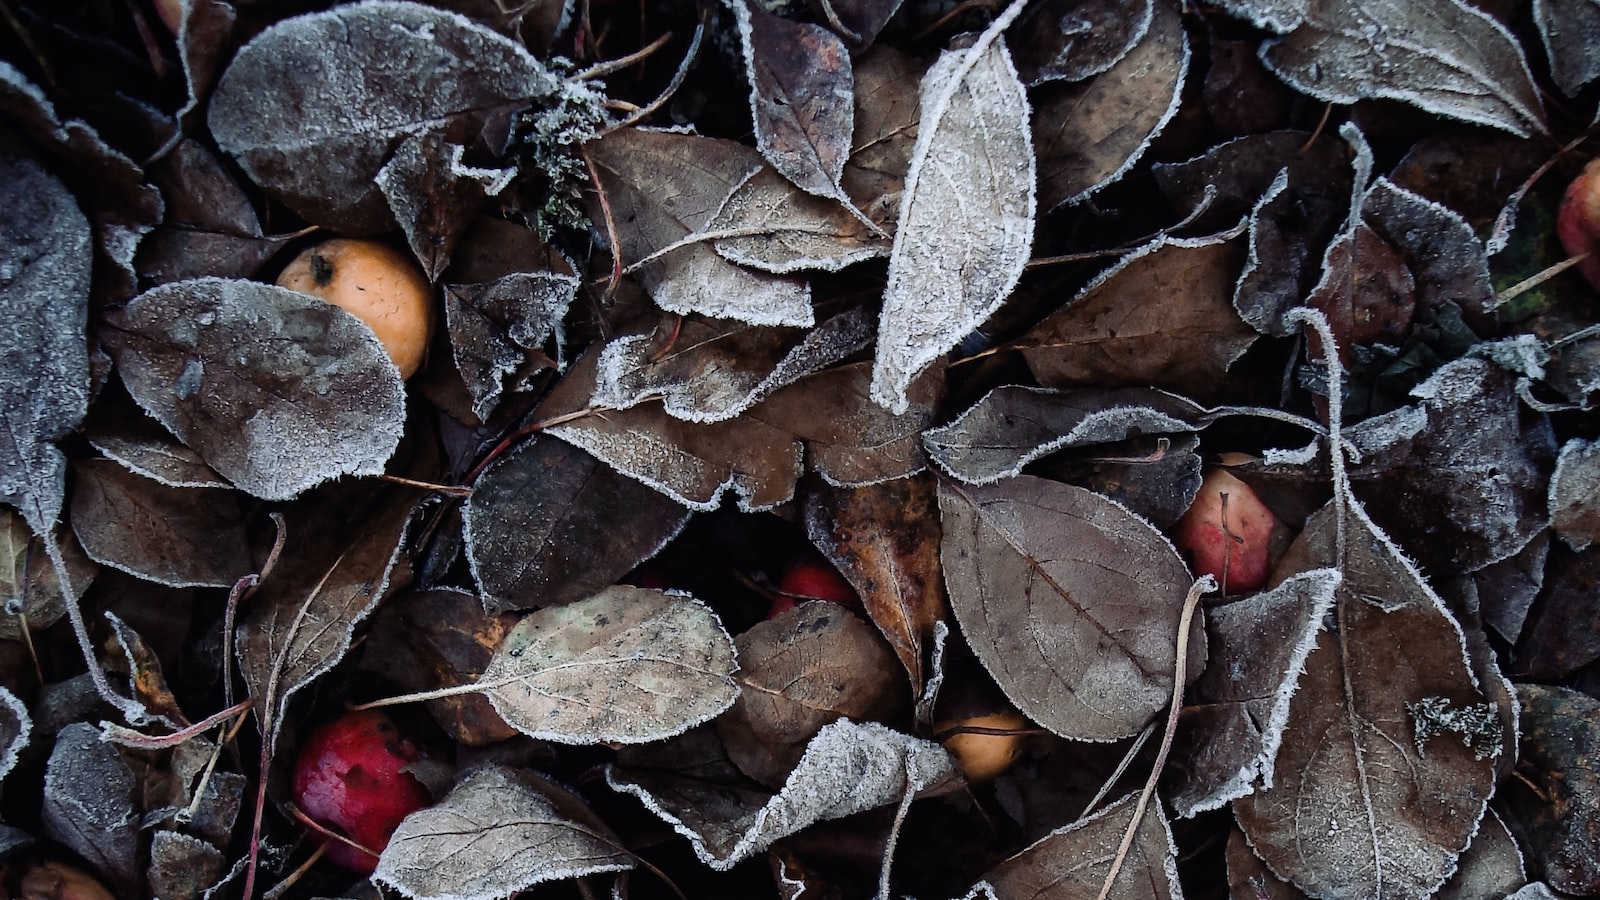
870;0;1035;414
1233;166;1291;333
607;720;955;871
1213;0;1309;32
1469;335;1548;381
1264;440;1322;466
0;685;30;782
445;144;516;196
547;422;802;512
914;619;949;726
1341;122;1376;228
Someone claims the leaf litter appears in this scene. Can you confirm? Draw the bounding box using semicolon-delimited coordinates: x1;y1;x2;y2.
4;0;1600;898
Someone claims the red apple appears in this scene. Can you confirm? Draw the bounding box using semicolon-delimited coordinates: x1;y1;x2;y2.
1172;467;1275;593
291;709;432;872
1558;158;1600;294
766;557;859;618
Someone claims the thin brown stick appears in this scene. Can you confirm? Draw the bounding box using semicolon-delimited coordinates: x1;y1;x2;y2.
1492;250;1591;307
375;474;473;497
581;143;624;308
574;31;673;81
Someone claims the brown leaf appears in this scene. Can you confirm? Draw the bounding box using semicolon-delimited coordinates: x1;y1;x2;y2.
1500;684;1600;895
84;414;228;489
1017;238;1257;401
1437;809;1527;900
708;168;889;274
1153;130;1350;240
938;474;1201;741
147;831;225;900
1534;0;1600;95
443;270;575;420
803;474;947;698
585;128;814;327
1009;0;1151;85
963;792;1181;900
716;602;903;786
839;47;923;230
374;766;634;900
1233;498;1497;899
136;138;282;287
1226;826;1306;900
478;586;738;744
1031;0;1186;210
0;507;95;642
377;131;514;281
1304;223;1416;362
1513;543;1600;679
463;435;693;614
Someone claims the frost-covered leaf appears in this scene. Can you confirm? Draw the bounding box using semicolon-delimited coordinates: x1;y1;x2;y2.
464;436;691;614
1345;358;1549;574
171;0;236;119
86;412;230;489
715;602;902;786
0;507;95;641
1535;0;1600;95
939;475;1200;741
1234;498;1497;899
1154;131;1349;238
963;792;1180;900
729;0;859;211
585;128;814;327
0;135;91;534
137;138;283;287
1360;179;1494;317
375;766;633;900
476;586;737;744
754;361;942;486
237;490;424;730
99;278;407;501
708;168;889;273
1501;685;1600;895
0;685;29;783
815;0;904;48
1476;532;1547;645
1550;438;1600;551
1031;0;1186;210
69;459;250;589
1226;826;1304;900
592;307;873;423
208;0;564;232
1017;237;1256;400
443;271;575;421
43;723;138;889
871;19;1035;414
378;132;515;281
923;385;1212;485
1437;809;1526;900
803;474;946;698
608;719;955;871
1009;0;1151;85
1254;0;1547;137
148;831;226;900
1167;569;1338;817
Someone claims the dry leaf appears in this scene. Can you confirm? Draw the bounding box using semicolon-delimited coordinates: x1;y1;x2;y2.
43;723;138;890
708;167;889;273
939;474;1201;741
0;507;95;641
375;765;634;900
0;685;29;783
477;586;738;744
1534;0;1600;95
871;17;1035;414
1500;685;1600;895
1549;437;1600;550
1437;809;1527;900
69;459;250;589
148;831;226;900
1513;544;1600;678
1009;0;1152;85
443;271;575;421
839;47;923;229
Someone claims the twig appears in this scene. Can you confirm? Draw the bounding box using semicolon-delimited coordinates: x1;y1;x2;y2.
1492;250;1591;308
573;32;673;81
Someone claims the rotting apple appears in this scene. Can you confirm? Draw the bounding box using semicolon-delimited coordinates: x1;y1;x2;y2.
1558;158;1600;294
1171;466;1276;593
766;556;859;618
291;709;432;873
276;238;433;378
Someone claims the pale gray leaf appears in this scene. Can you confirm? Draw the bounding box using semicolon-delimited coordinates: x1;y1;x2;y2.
208;0;563;232
607;719;955;871
0;136;91;534
0;685;29;782
708;167;889;273
1212;0;1306;31
1258;0;1547;137
585;128;814;327
592;307;873;423
69;459;250;589
478;586;737;744
1534;0;1600;95
375;765;633;900
923;385;1211;485
100;278;406;501
43;723;138;889
871;21;1035;414
962;792;1181;900
1550;437;1600;551
1168;569;1339;818
938;475;1200;741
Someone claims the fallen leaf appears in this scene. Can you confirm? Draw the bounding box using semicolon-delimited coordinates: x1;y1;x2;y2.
476;586;738;744
1475;531;1547;644
443;270;575;421
378;132;516;282
148;831;226;900
1437;808;1527;900
708;168;889;273
85;413;229;489
0;685;29;783
136;138;282;287
1549;437;1600;550
0;508;95;642
99;278;407;501
375;765;634;900
1513;543;1600;678
1500;684;1600;895
938;474;1201;741
839;47;923;229
1153;130;1349;240
1534;0;1600;95
871;14;1035;414
42;723;139;890
814;0;904;48
1008;0;1151;85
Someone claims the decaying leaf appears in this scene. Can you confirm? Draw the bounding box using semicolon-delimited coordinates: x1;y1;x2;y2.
208;0;569;232
585;128;814;327
707;167;889;273
871;13;1035;414
1009;0;1152;85
1501;684;1600;895
1031;0;1187;210
962;792;1181;900
0;507;95;641
99;278;407;501
839;47;923;229
43;723;139;890
1153;130;1349;240
1234;498;1497;899
1016;237;1257;401
716;602;902;786
464;436;691;614
1167;569;1339;817
375;765;634;900
0;685;29;783
85;414;230;490
443;270;576;420
475;586;738;744
939;474;1201;741
137;138;281;288
1513;544;1600;678
608;719;955;871
378;131;515;281
1549;437;1600;550
803;474;946;698
69;459;250;590
0;134;91;534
